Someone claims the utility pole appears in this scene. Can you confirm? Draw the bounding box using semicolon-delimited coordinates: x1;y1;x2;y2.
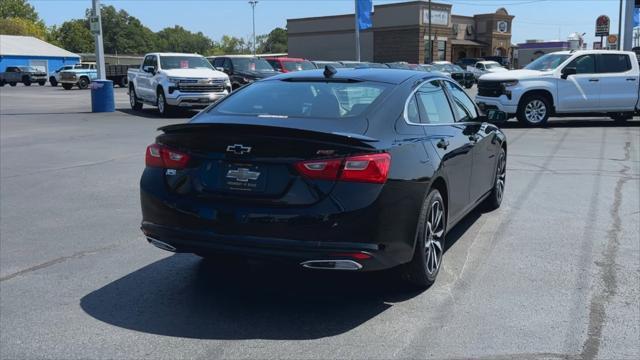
623;0;635;50
618;0;624;49
249;0;258;55
427;0;432;63
90;0;106;80
355;0;361;61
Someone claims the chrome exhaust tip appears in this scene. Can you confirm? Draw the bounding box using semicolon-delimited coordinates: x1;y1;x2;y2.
300;260;362;271
147;237;176;252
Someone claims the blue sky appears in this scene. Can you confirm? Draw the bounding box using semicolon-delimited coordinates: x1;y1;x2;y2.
30;0;623;46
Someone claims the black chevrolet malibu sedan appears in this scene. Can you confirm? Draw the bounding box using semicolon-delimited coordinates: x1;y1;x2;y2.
140;67;507;288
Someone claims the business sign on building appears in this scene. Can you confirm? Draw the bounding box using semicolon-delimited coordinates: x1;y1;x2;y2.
497;21;508;33
595;15;610;37
607;34;618;49
423;9;449;26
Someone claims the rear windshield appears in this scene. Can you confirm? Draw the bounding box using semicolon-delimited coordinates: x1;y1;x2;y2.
212;80;388;119
283;60;316;71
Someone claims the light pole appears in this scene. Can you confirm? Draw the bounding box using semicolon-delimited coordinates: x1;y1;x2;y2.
249;0;258;55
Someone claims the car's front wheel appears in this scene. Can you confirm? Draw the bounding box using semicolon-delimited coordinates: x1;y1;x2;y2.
517;95;551;126
402;189;446;288
38;80;46;86
157;90;173;117
49;77;58;87
62;83;73;90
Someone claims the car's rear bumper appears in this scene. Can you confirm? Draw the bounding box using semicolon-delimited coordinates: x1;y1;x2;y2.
141;221;398;271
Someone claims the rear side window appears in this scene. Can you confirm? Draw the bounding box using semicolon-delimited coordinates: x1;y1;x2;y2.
415;81;455;124
212;80;388;119
597;54;631;73
406;95;420;123
444;81;479;121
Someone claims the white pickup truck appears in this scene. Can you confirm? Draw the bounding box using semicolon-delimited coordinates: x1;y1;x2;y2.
476;50;640;126
128;53;230;116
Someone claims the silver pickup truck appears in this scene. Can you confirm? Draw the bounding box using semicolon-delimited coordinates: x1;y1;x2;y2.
127;52;231;116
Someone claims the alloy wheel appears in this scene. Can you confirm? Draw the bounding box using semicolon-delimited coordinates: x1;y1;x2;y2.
158;93;165;114
129;89;136;107
425;200;444;274
495;152;506;203
524;99;546;123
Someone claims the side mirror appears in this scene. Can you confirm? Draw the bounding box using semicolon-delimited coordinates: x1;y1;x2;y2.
215;67;225;72
143;66;155;74
484;109;507;123
561;67;576;80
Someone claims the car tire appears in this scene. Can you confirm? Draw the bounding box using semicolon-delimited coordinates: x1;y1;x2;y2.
401;189;446;289
62;83;73;90
517;95;551;126
119;76;128;88
484;147;507;211
38;80;46;86
465;83;473;89
0;80;5;87
157;90;173;117
78;77;89;89
9;82;17;87
49;77;58;87
23;80;31;86
129;86;143;111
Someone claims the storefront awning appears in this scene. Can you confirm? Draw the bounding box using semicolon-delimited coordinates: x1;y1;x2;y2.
450;39;486;47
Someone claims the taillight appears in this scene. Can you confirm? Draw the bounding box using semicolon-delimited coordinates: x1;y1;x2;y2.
294;153;391;184
145;144;190;169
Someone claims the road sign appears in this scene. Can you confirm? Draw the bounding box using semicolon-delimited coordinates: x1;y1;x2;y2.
595;15;610;37
89;15;101;35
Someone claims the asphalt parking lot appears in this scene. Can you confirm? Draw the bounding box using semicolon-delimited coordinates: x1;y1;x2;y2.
1;84;639;360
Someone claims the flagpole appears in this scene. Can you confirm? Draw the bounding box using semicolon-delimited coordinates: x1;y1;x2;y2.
355;0;361;61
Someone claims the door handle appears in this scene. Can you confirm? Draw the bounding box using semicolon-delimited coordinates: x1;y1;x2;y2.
626;78;637;81
588;79;599;82
436;138;450;150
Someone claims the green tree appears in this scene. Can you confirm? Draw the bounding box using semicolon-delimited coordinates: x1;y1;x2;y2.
0;17;46;38
48;19;93;53
156;26;213;54
257;27;287;54
93;5;158;54
0;0;39;22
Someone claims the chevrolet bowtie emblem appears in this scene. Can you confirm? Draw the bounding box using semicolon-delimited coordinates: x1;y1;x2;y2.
226;144;252;155
226;168;260;182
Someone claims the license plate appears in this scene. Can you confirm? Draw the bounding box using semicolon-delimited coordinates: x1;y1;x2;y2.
222;164;266;192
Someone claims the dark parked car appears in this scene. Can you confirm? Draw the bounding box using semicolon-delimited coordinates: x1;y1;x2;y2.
140;68;507;288
455;57;484;69
0;66;47;86
209;56;279;90
483;56;510;68
432;63;475;88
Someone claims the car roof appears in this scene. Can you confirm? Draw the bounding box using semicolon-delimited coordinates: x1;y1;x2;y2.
263;68;442;85
551;50;636;55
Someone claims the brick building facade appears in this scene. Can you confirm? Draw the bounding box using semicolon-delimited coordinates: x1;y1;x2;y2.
287;1;514;64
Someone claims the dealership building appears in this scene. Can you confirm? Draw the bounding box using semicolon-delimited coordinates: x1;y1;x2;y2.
287;0;514;64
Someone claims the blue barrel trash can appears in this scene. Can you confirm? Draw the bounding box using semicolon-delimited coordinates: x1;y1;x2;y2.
90;80;115;113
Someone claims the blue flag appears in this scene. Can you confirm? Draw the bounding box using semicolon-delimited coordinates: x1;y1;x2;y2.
356;0;373;30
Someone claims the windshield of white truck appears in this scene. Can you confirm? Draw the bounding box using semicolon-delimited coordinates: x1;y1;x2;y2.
160;56;214;70
525;54;571;71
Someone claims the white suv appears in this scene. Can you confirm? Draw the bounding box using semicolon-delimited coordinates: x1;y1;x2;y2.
475;50;640;126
